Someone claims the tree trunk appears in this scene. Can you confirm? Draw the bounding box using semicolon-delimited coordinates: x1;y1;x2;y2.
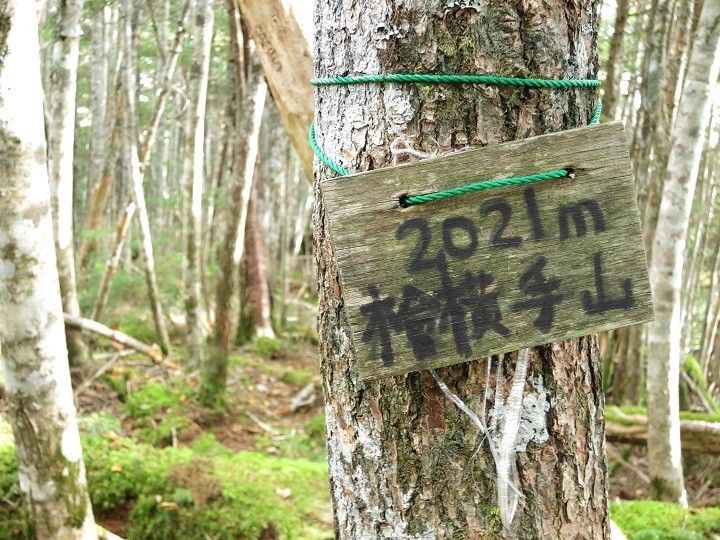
0;1;97;537
199;5;266;407
181;0;213;367
243;171;275;339
632;0;673;258
91;202;135;322
120;0;172;355
45;0;91;368
87;5;110;224
603;0;630;121
314;2;607;538
646;0;720;505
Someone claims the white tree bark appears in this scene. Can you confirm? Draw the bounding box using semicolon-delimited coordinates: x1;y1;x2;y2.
45;0;90;368
647;0;720;505
181;0;214;367
88;5;110;212
0;1;96;537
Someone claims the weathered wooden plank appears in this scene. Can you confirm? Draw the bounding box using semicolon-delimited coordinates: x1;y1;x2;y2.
321;122;653;381
238;0;314;181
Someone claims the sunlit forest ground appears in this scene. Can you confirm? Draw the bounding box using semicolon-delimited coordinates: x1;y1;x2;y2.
2;238;720;538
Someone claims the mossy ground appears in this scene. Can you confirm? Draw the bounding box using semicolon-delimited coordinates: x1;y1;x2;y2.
611;500;720;540
0;414;332;539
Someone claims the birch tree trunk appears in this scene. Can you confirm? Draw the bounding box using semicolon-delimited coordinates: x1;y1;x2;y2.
647;0;720;505
181;0;213;367
46;0;90;368
0;1;97;537
314;1;608;538
87;5;110;220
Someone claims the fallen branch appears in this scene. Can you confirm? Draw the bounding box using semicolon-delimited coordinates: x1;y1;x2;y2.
63;314;178;370
605;407;720;455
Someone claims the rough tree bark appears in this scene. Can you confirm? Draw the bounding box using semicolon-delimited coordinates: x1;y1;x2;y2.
181;0;214;367
314;1;607;538
46;0;91;368
647;0;720;505
0;1;97;537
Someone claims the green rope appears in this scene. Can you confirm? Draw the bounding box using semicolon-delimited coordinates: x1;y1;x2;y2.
311;73;601;206
400;169;571;207
311;73;600;88
309;122;349;176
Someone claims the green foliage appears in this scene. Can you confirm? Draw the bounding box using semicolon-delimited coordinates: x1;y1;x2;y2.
682;355;720;414
0;442;27;540
611;500;720;540
606;405;720;425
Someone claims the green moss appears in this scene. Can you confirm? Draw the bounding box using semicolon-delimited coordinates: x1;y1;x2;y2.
281;368;314;387
0;426;331;539
138;414;191;446
124;383;181;419
305;415;326;446
611;501;720;539
252;337;283;358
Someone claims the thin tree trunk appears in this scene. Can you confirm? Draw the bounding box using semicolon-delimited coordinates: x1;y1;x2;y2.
314;1;607;537
86;5;110;216
120;0;172;355
633;0;673;256
91;202;136;322
198;9;266;405
45;0;91;368
603;0;630;120
700;240;720;374
0;1;97;536
647;0;720;505
181;0;213;367
244;172;275;339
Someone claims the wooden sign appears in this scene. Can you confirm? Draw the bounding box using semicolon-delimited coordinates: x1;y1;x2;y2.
321;122;653;381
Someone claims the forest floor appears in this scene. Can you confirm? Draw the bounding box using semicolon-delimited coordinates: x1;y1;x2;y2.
1;249;720;538
2;333;720;538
